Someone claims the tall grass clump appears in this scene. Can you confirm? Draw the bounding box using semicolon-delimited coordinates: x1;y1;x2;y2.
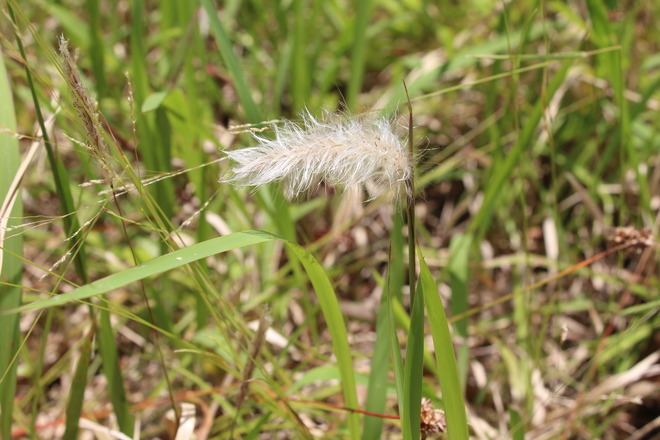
225;101;469;440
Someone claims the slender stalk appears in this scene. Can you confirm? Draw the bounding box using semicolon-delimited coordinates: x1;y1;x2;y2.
403;81;416;304
401;80;423;440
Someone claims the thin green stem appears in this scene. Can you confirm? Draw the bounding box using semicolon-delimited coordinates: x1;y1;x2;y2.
403;81;416;305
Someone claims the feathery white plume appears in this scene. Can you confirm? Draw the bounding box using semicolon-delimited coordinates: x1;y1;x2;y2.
225;111;411;200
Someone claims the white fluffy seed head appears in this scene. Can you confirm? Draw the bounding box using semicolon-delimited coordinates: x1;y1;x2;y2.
224;110;412;201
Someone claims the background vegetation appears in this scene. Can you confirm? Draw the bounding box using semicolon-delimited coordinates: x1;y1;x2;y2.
1;0;658;439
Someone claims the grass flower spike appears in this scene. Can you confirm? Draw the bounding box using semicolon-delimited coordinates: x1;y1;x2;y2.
225;111;412;200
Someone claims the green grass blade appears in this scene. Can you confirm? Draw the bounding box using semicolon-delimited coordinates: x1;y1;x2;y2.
509;408;524;440
273;27;294;115
200;0;262;123
585;0;613;48
6;0;89;280
86;0;106;97
27;309;53;436
418;250;469;440
130;1;175;232
390;212;405;303
388;275;406;435
362;273;391;440
291;0;309;111
0;50;22;440
402;280;425;440
7;231;277;314
284;241;360;439
98;310;133;433
470;60;571;239
587;0;647;213
448;234;472;392
63;328;94;439
346;0;371;109
129;0;149;112
390;290;439;375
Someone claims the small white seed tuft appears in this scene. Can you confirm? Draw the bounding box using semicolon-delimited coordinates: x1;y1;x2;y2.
224;110;412;201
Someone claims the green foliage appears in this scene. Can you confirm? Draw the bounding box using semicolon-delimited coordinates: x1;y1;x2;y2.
419;250;469;440
0;47;22;440
1;0;657;438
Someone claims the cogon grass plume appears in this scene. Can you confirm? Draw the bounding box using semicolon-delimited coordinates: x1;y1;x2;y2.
224;110;412;201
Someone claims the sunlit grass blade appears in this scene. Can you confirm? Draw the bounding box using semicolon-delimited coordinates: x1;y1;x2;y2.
6;231;275;314
0;50;22;440
402;281;425;440
387;256;406;436
284;242;360;439
419;250;469;440
362;272;391;440
362;214;406;440
448;234;472;392
509;408;524;440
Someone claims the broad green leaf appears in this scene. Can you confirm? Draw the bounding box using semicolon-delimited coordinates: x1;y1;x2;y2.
285;241;360;439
